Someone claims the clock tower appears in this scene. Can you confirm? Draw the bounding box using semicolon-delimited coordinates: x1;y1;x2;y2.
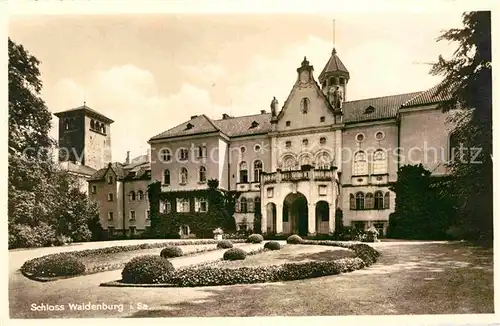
318;47;350;107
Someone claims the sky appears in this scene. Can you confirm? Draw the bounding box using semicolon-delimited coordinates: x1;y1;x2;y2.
9;12;465;163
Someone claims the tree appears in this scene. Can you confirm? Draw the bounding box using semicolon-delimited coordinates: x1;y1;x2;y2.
9;38;54;159
8;38;100;248
430;11;492;242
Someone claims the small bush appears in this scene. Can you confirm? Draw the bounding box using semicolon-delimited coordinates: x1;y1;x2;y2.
21;253;85;278
217;240;233;249
247;234;264;243
287;234;303;244
122;255;174;284
223;248;247;261
264;241;281;250
160;246;183;258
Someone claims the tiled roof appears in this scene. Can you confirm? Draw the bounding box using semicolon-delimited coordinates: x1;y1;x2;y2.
53;104;114;124
402;83;453;108
319;48;350;80
343;91;422;123
213;113;272;137
59;161;97;177
149;114;220;141
89;162;126;181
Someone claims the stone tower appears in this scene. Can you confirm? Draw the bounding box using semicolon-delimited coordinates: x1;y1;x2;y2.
318;47;350;107
54;104;113;171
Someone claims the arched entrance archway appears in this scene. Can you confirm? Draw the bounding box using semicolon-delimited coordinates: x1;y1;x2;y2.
266;202;277;233
283;192;308;236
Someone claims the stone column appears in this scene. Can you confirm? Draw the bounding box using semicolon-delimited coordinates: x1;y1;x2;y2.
308;202;316;236
276;204;283;234
261;204;268;234
329;203;336;234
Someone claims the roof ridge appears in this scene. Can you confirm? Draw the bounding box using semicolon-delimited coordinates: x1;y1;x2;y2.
213;112;271;122
345;91;424;104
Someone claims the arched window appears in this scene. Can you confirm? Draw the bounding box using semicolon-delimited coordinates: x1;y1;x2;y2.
163;169;170;185
240;197;248;213
316;152;331;170
384;192;390;209
248;198;254;212
199;166;207;182
349;194;355;210
355;192;365;210
282;155;296;171
239;161;248;183
137;190;144;201
301;97;310;113
180;168;188;185
129;191;136;201
101;124;106;134
160;149;172;162
90;119;95;129
94;121;100;131
353;151;368;175
374;191;384;209
64;119;70;130
373;150;387;174
253;160;263;182
365;193;374;209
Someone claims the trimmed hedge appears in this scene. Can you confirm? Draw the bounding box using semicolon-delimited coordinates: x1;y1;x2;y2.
165;241;379;287
122;255;174;284
264;241;281;251
223;248;247;260
160;246;183;258
247;234;264;243
21;253;86;278
287;234;303;244
217;240;234;249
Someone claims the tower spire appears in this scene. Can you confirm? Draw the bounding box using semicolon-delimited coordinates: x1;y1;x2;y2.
332;18;336;53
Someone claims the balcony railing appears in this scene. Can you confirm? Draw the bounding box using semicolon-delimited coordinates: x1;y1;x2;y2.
262;169;336;185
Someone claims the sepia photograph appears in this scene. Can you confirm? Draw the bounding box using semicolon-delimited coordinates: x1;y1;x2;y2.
6;2;494;322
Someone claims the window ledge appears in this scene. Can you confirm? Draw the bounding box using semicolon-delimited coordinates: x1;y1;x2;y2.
198;181;207;184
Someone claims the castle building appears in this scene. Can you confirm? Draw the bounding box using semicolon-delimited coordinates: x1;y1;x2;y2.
58;46;455;238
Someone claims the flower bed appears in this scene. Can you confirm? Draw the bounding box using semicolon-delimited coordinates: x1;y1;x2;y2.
112;241;379;287
21;239;245;281
168;241;378;287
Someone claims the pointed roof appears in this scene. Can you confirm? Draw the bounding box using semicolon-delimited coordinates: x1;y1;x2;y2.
319;48;349;81
53;104;114;124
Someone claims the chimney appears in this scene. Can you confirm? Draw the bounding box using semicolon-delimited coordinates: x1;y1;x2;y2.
190;115;198;119
260;110;266;114
222;113;230;120
125;151;130;164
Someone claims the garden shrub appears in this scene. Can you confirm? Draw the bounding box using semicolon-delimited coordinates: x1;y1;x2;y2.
21;253;85;278
286;234;303;244
122;255;174;284
264;241;281;251
247;234;264;243
217;240;233;249
223;248;247;260
160;246;183;258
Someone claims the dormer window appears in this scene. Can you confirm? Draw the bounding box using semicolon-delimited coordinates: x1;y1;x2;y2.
250;121;259;129
185;123;194;130
365;106;375;114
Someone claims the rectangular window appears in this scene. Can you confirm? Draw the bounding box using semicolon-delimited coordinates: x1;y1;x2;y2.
107;193;114;202
178;149;188;160
146;210;150;220
108;212;114;220
320;116;325;122
318;185;327;196
129;210;136;221
267;187;274;198
198;146;207;158
107;176;113;184
91;185;97;194
194;198;208;212
353;221;365;230
177;198;190;213
240;170;248;183
166;201;172;213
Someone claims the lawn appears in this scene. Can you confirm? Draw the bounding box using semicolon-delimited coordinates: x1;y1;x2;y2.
128;241;493;317
218;244;356;269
